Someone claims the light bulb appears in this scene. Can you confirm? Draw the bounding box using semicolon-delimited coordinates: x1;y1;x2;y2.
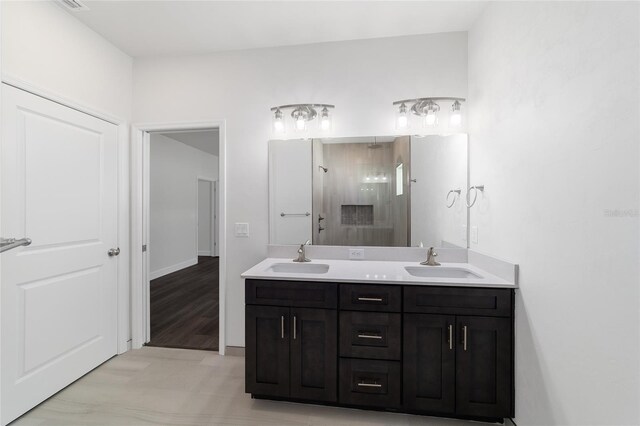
272;109;284;133
295;116;306;131
396;103;409;130
450;101;462;128
320;107;331;131
422;101;439;128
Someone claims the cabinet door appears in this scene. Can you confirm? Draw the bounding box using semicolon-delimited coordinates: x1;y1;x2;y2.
403;314;456;414
245;305;290;397
290;308;337;402
456;316;513;418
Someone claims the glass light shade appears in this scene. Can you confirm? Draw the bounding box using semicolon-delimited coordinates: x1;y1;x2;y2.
449;101;462;128
272;109;285;134
319;107;331;131
295;116;307;131
396;103;409;130
424;111;437;127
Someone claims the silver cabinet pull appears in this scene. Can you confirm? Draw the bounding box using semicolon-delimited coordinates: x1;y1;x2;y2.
281;316;285;339
0;237;31;253
358;333;383;340
293;315;297;340
448;325;453;350
357;297;383;302
463;325;468;351
357;382;382;388
108;247;120;257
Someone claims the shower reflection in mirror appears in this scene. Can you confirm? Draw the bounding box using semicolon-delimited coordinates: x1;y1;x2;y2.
268;134;468;249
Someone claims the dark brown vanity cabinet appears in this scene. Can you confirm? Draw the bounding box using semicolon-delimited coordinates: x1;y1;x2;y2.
403;287;514;419
246;279;515;422
245;281;338;402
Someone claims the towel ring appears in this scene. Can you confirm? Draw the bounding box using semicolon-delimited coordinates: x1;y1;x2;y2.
466;185;485;207
446;189;461;208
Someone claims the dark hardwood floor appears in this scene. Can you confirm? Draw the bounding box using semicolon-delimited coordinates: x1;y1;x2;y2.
148;256;219;351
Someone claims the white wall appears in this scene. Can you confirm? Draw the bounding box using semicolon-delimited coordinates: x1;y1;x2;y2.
1;1;133;120
133;32;468;346
468;2;639;425
150;134;218;279
198;180;214;256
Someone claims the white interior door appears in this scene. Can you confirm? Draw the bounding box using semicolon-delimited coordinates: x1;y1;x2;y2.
1;84;119;425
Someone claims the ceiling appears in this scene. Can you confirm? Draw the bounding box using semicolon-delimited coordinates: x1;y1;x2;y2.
66;1;487;57
161;130;220;156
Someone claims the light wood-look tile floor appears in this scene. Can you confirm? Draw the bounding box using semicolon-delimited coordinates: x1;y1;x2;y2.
12;347;501;426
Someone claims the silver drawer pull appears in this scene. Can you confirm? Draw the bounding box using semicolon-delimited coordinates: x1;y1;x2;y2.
281;316;285;339
357;297;383;302
357;382;382;388
358;334;383;340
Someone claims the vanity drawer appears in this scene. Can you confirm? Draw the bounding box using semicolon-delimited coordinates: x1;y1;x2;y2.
340;284;401;312
339;312;401;360
339;358;401;408
246;279;337;309
404;286;512;317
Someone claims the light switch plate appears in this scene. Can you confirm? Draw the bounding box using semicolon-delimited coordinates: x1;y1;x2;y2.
471;226;478;244
235;223;249;237
349;248;365;260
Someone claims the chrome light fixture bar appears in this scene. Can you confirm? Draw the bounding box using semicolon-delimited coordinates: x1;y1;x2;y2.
392;97;465;129
271;103;335;134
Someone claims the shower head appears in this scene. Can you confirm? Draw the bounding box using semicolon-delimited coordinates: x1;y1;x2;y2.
318;165;328;173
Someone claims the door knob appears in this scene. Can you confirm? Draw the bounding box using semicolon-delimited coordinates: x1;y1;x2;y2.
108;247;120;257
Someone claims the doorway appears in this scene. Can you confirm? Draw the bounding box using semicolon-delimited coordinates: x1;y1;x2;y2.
131;124;225;353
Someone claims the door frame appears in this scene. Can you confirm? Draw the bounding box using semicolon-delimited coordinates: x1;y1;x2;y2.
196;177;217;257
1;74;131;355
131;121;227;355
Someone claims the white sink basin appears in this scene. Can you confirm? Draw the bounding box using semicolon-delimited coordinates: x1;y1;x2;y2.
405;266;483;279
267;263;330;274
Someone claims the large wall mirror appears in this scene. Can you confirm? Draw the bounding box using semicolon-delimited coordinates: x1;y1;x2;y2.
269;134;468;248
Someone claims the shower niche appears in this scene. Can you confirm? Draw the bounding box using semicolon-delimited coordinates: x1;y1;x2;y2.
268;134;468;249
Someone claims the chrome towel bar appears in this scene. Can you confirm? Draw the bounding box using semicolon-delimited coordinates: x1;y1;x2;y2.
280;212;310;217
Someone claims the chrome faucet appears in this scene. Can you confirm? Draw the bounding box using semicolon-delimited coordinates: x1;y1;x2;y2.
293;240;311;262
420;247;441;266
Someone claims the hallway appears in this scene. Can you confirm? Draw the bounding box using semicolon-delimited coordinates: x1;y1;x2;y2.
148;257;219;351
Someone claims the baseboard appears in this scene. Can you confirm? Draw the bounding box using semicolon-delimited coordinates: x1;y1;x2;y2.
225;346;245;357
198;250;212;256
150;258;198;280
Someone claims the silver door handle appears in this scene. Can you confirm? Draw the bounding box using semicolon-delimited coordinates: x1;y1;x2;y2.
293;315;297;340
448;325;453;350
0;237;31;253
281;316;285;339
108;247;120;257
463;325;468;351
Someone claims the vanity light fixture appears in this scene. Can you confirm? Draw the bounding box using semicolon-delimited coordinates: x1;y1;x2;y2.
270;104;335;134
393;97;465;129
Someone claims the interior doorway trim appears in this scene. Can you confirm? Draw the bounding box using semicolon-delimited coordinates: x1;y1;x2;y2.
131;121;227;355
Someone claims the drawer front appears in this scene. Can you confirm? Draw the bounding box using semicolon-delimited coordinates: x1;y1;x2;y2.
339;312;401;360
340;284;401;312
246;279;337;309
339;359;401;408
404;287;512;317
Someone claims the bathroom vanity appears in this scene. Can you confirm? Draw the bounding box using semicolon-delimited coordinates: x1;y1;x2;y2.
242;253;517;423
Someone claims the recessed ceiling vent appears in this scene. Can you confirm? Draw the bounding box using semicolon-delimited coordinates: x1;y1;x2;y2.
57;0;90;12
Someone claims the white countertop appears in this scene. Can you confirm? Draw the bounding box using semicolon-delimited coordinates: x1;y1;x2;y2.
241;257;517;288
